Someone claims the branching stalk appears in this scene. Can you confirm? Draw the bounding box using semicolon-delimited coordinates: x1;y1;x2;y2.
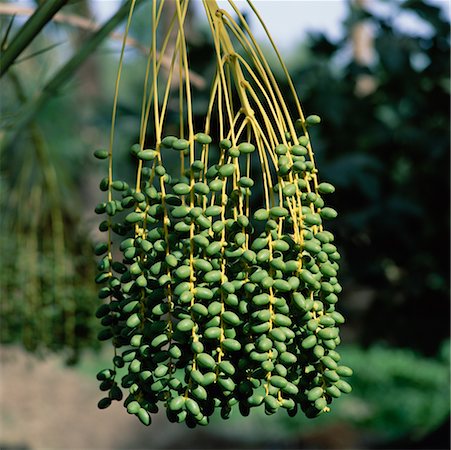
0;0;68;78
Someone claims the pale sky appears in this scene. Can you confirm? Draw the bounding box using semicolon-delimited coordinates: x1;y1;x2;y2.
192;1;348;49
88;0;450;51
13;0;450;52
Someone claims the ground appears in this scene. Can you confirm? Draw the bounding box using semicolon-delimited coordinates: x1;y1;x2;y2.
1;346;298;450
0;346;194;450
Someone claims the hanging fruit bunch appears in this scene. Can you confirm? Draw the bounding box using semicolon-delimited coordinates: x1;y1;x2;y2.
0;125;98;364
95;0;352;427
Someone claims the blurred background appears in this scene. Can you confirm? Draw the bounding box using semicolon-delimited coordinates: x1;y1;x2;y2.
0;0;449;449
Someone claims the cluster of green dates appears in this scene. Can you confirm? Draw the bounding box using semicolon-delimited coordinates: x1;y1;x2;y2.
0;224;98;363
94;123;352;427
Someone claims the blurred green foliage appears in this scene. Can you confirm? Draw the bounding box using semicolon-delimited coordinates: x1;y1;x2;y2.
204;341;450;446
338;341;450;439
286;0;450;355
75;340;449;447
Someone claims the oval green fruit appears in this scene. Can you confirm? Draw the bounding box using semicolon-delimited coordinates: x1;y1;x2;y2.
317;327;339;340
222;311;240;326
218;360;235;376
94;149;109;160
300;269;318;287
307;387;323;401
209;179;223;192
320;207;338;220
256;249;270;264
172;138;189;150
319;315;335;327
173;183;190;195
151;334;169;348
336;365;353;377
204;327;221;339
250;351;269;362
137;408;151;426
272;239;290;252
126;313;141;328
219;163;235;177
171;205;190;218
318;182;335;194
222;339;241;352
304;241;321;254
273;279;291;292
218;377;235;391
329;350;341;362
282;382;299;396
204;270;222;283
323;369;340;382
176;318;195;332
238;142;255;154
195;215;211;229
291;145;307;156
175;265;191;279
205;205;222;217
320;263;337;278
321;355;338;370
137;149;157;161
193;259;213;272
194;182;210;195
270;206;288;218
306;114;321;125
111;180;128;191
161;135;177;147
269;328;286;342
314;397;327;411
192;385;207;401
270;257;285;271
186;398;201;417
273;314;292;327
324;293;338;304
274;364;287;377
304;214;322;227
257;337;273;352
238;176;254;188
190;370;204;385
335;379;352;394
125;212;143;224
251;322;271;334
264;395;279;410
261;360;275;372
275;144;288;155
301;334;317;349
169;396;185;411
257;310;271;322
326;385;341;398
330;311;345;324
279;352;297;365
197;353;216;369
206;241;222;256
192;235;209;249
248;393;264;406
126;401;141;414
195;133;212;145
292;292;306;310
220;139;232;149
282;183;296;197
269;376;287;389
252;293;270;306
253;209;269;221
194;287;213;300
191;303;209;317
